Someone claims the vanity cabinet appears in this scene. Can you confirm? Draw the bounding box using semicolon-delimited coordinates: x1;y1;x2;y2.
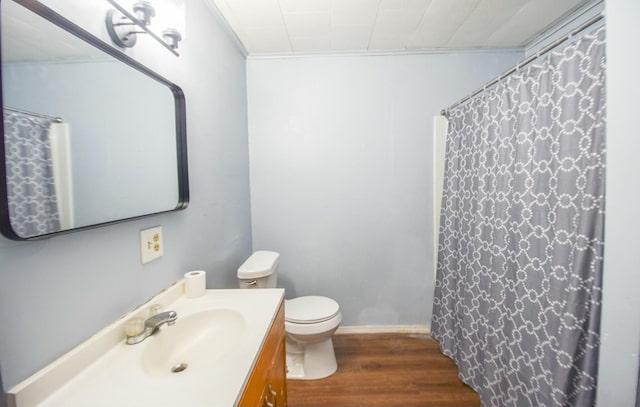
238;301;287;407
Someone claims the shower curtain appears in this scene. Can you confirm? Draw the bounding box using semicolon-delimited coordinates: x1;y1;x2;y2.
3;110;61;237
432;25;606;407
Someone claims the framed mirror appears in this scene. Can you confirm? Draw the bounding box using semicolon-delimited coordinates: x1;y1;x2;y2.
0;0;189;241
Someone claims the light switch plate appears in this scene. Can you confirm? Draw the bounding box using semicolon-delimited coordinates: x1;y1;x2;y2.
140;226;163;264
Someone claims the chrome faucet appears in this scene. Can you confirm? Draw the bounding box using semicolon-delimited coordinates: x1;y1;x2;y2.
126;310;177;345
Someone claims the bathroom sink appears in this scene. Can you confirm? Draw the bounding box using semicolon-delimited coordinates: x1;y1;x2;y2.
140;309;245;377
7;287;285;407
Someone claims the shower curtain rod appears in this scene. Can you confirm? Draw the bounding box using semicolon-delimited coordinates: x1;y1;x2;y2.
3;105;63;123
440;12;605;117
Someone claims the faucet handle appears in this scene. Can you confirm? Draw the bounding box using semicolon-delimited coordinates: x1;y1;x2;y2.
124;317;145;337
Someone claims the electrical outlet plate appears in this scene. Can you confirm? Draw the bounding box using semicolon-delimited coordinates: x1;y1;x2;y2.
140;226;163;264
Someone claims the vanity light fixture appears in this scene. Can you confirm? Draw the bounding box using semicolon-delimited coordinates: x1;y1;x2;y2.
162;28;182;50
105;0;182;56
133;1;155;26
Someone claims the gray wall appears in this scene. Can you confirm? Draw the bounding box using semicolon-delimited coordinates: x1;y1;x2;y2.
246;51;522;326
596;0;640;404
0;0;252;388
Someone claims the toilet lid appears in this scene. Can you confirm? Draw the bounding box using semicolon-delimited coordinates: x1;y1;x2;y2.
237;251;280;279
285;296;340;324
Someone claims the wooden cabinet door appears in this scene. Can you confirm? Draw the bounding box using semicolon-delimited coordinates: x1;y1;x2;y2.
266;337;287;407
238;301;287;407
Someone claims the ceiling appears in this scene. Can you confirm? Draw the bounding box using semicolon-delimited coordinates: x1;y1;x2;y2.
1;0;105;62
210;0;594;55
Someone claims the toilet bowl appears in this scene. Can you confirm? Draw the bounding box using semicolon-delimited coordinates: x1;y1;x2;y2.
284;296;342;380
237;251;342;380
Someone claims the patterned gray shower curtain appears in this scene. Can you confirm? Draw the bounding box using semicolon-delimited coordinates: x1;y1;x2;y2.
432;25;606;407
3;110;61;237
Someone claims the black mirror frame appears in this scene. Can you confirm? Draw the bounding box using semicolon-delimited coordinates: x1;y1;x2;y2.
0;0;189;241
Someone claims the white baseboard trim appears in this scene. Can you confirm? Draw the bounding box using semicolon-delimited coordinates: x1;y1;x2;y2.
335;324;431;335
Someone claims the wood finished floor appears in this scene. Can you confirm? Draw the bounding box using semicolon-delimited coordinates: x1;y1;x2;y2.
286;333;480;407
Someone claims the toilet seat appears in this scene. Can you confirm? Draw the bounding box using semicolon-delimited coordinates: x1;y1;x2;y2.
285;296;340;324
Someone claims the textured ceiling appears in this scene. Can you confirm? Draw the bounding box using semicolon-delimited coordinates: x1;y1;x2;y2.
210;0;594;55
1;0;104;62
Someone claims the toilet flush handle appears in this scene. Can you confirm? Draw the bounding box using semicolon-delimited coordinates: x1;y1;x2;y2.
244;280;257;287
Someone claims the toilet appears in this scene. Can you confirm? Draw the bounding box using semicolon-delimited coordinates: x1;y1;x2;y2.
238;251;342;380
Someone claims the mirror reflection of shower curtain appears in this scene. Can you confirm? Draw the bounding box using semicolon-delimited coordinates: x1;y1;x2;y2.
3;110;74;237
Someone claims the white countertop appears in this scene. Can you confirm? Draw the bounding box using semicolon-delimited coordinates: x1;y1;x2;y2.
7;284;285;407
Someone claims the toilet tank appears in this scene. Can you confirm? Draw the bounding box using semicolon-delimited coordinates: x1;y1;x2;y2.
237;251;280;288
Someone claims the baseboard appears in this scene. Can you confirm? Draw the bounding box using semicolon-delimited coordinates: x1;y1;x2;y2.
335;324;431;335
